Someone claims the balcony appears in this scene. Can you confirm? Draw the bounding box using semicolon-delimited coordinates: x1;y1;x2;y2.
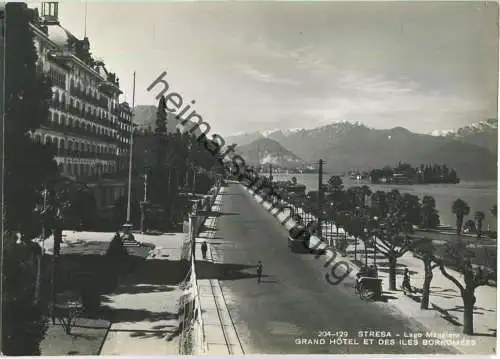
69;85;109;110
42;120;122;145
56;148;119;161
49;73;66;90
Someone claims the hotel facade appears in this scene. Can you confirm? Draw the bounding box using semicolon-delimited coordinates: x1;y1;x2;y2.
28;2;133;210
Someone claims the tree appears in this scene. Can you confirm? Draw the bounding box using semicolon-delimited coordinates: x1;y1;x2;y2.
4;3;58;237
421;195;440;229
438;241;492;334
370;191;388;218
452;198;470;235
328;176;343;191
2;4;59;354
2;232;48;355
360;185;372;207
373;192;422;290
473;211;485;239
414;238;439;309
155;95;167;134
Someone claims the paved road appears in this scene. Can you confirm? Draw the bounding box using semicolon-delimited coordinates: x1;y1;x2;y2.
206;183;457;355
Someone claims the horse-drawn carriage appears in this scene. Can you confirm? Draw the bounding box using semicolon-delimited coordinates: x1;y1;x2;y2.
354;266;382;301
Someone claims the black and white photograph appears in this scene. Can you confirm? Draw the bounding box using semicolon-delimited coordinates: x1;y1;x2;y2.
0;1;497;356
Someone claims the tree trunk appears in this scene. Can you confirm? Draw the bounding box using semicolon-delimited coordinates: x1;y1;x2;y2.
420;260;433;309
354;236;357;261
389;255;397;290
456;215;463;235
33;253;42;305
462;289;475;334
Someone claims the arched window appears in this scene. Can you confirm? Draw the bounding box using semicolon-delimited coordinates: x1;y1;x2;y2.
60;115;65;125
54;112;59;124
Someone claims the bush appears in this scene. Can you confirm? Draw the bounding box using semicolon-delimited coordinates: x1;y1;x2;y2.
2;233;48;355
75;272;102;314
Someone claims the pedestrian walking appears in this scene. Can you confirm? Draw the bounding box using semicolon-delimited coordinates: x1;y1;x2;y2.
201;241;208;260
402;268;413;293
256;260;263;283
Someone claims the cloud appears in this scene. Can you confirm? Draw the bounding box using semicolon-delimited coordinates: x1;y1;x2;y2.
237;64;300;85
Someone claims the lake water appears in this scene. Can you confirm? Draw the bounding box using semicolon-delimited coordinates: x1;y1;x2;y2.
271;173;498;230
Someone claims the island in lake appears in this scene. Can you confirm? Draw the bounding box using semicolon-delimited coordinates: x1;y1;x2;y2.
370;162;460;185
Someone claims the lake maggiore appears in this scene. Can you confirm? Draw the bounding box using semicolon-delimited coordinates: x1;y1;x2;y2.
271;173;498;231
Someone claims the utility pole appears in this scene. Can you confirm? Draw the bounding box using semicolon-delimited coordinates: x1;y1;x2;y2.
125;71;136;226
317;159;324;239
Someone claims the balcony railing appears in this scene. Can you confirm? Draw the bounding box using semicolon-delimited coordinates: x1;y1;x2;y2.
70;85;109;109
56;148;118;161
50;73;66;90
42;120;122;145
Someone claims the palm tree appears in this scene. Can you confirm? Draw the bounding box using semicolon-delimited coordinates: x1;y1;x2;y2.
452;198;470;235
474;211;485;238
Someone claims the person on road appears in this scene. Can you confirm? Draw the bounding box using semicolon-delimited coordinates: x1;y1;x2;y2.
201;241;208;260
402;268;413;293
256;260;263;283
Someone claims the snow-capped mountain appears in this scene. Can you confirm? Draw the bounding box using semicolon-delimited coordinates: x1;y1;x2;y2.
443;118;497;154
226;121;496;180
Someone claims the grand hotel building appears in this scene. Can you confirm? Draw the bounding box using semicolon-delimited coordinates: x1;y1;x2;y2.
27;2;133;210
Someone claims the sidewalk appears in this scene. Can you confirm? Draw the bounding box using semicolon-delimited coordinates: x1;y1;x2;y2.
99;232;185;355
324;227;497;355
195;187;245;355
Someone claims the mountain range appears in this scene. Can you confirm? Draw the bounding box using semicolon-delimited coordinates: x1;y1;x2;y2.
443;118;497;154
225;120;498;181
234;138;305;167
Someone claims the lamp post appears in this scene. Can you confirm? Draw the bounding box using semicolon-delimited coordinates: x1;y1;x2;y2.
140;168;149;233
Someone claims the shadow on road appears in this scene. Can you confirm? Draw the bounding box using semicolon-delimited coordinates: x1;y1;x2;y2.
94;307;178;324
194;260;260;281
202;211;240;217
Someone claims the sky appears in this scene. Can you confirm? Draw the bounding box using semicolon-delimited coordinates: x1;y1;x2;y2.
32;1;499;136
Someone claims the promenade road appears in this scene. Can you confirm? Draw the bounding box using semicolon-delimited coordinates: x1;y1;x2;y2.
205;183;457;354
